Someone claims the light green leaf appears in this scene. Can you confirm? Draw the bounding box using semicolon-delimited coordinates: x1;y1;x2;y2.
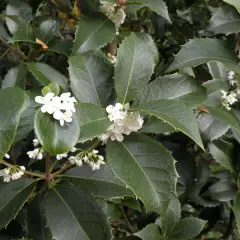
44;182;111;240
233;193;240;236
114;32;158;104
69;52;113;107
0;87;25;159
26;62;68;90
138;73;206;109
42;83;60;96
167;38;240;74
208;6;240;35
224;0;240;12
207;61;228;80
72;15;116;55
208;140;233;172
0;179;36;228
106;134;178;214
167;217;206;240
75;103;110;142
137;100;204;149
2;63;26;89
34;109;80;155
136;224;161;240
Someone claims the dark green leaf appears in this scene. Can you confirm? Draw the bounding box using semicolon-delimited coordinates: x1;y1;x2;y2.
136;224;161;240
48;39;73;56
69;52;113;107
137;100;204;149
44;182;111;240
106;134;177;214
72;15;116;55
167;217;206;240
75;103;111;142
233;193;240;236
2;63;26;89
114;32;158;104
208;6;240;35
0;87;25;158
0;179;36;228
34;109;80;155
167;39;240;74
26;63;68;90
138;73;206;109
208;140;233;172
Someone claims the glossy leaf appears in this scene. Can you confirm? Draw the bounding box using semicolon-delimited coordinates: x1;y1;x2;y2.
167;38;240;74
26;63;68;90
136;224;161;240
138;73;206;109
137;100;204;149
207;61;228;80
44;182;111;240
0;87;25;159
106;134;178;214
114;32;158;104
72;15;116;55
34;110;80;155
0;179;36;228
69;52;113;107
75;103;111;142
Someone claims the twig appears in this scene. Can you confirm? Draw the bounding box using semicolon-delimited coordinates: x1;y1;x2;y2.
0;47;10;60
120;201;134;233
45;153;52;182
0;160;46;179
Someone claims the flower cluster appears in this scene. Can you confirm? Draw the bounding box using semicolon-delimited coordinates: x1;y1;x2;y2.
0;166;25;182
100;103;144;144
27;139;44;160
221;90;238;110
228;71;237;86
100;1;126;34
68;149;105;171
35;92;77;126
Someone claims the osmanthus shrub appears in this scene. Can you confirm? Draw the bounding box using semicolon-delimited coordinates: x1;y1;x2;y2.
1;0;240;239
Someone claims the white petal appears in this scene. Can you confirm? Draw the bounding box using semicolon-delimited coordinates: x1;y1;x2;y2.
35;96;45;104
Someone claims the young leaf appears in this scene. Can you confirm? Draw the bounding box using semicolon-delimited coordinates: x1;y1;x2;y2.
166;217;206;240
106;134;178;214
42;83;60;96
114;32;158;104
72;15;116;55
135;224;161;240
34;110;80;155
224;0;240;12
137;100;204;149
0;87;25;159
2;63;26;89
167;39;240;74
44;182;112;240
208;140;233;172
208;6;240;35
69;52;113;107
0;179;36;229
75;103;111;142
138;73;206;109
26;63;68;90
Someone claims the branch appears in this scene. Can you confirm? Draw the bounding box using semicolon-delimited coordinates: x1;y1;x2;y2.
45;153;52;182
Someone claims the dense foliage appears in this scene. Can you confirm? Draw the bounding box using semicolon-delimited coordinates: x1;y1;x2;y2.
1;0;240;239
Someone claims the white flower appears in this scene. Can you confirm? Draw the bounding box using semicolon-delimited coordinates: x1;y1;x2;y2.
68;156;76;164
20;166;25;171
4;153;10;159
0;168;12;182
53;109;73;126
106;103;126;122
99;133;110;144
35;92;55;105
71;147;77;153
221;90;228;99
228;71;235;80
3;175;11;182
75;156;83;167
56;153;68;160
27;148;43;160
33;139;40;147
107;53;117;65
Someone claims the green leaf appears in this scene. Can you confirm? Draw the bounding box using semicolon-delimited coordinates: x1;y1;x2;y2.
48;39;73;56
198;113;229;141
167;39;240;74
72;15;116;55
5;1;32;34
233;193;240;235
69;52;113;107
35;19;59;44
62;164;133;200
106;134;178;214
137;100;204;149
75;103;111;142
114;32;158;104
0;87;25;159
26;63;68;90
138;73;206;109
207;61;228;80
0;179;36;228
208;140;233;172
34;109;80;155
224;0;240;12
208;6;240;35
136;224;161;240
27;195;52;240
42;83;60;96
44;181;111;240
166;217;206;240
2;63;26;89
